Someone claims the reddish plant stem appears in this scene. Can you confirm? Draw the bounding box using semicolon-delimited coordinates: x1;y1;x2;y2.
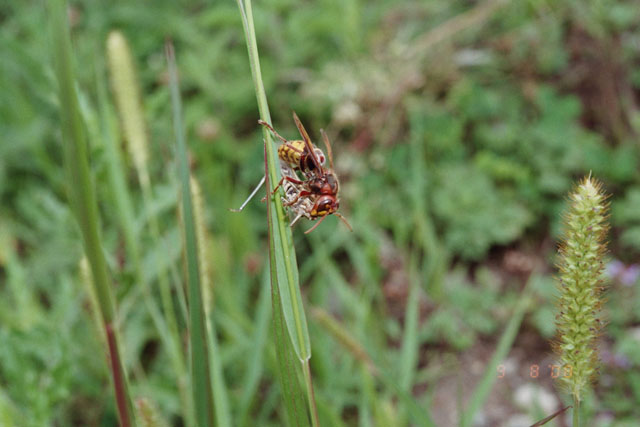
106;322;132;427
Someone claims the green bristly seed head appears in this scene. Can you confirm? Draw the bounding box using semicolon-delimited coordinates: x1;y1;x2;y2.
555;176;609;402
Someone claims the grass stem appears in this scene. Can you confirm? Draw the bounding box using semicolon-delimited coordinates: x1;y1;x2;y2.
302;360;320;427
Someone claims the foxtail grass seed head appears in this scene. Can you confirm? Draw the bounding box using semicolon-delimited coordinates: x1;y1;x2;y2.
136;397;169;427
190;175;214;312
555;176;609;402
106;30;150;190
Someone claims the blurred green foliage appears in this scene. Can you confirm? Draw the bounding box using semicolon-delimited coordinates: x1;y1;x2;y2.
2;0;640;425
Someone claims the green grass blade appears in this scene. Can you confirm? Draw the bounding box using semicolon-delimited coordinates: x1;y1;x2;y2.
312;305;434;427
460;276;535;427
190;174;232;427
270;240;311;427
237;273;272;426
310;308;376;374
49;0;135;424
208;319;232;427
106;29;186;383
235;0;317;425
104;33;192;424
399;253;420;392
94;55;140;279
165;42;215;427
235;0;311;363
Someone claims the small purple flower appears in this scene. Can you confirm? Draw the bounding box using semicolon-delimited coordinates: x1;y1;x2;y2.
620;265;640;287
606;260;640;287
614;353;632;369
606;260;624;278
601;349;632;369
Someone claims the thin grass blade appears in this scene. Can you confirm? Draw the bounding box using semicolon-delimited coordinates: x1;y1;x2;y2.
208;319;232;427
235;0;311;363
237;273;272;426
312;305;434;427
269;235;311;427
103;34;192;424
235;0;317;424
165;42;215;427
191;175;232;427
461;275;535;427
399;253;420;391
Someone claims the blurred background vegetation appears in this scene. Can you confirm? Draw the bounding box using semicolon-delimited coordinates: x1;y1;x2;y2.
2;0;640;425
